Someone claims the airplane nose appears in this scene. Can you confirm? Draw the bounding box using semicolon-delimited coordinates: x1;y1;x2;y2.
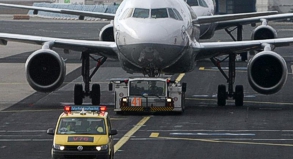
117;19;188;69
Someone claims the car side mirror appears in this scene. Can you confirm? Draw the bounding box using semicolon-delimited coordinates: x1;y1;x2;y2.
109;83;113;91
47;128;55;135
109;129;118;136
182;83;187;92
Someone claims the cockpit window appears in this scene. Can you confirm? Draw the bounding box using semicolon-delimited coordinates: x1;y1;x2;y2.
198;0;208;7
120;8;134;20
151;8;168;18
186;0;199;6
172;8;183;20
168;8;178;20
130;8;183;21
133;8;149;18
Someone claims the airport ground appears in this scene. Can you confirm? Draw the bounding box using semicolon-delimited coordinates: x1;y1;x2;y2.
1;16;293;159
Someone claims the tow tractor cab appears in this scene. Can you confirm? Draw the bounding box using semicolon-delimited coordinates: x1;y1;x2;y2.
47;106;117;159
109;77;186;113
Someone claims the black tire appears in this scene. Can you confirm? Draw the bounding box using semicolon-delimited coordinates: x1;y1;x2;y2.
235;85;244;106
74;84;83;105
91;84;100;105
217;85;226;106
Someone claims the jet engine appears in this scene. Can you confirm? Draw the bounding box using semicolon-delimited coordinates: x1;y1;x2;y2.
25;49;66;92
251;25;277;40
247;51;287;94
99;23;114;42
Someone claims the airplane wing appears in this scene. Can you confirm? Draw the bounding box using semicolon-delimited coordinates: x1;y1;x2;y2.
194;11;293;31
0;3;115;20
195;38;293;60
215;13;293;30
195;11;278;24
0;33;118;59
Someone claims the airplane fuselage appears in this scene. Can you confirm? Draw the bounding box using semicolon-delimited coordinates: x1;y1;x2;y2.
113;0;209;76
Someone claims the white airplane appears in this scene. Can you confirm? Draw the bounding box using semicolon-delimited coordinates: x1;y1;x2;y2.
1;0;293;106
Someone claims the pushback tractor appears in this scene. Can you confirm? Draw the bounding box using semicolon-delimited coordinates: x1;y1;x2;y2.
109;77;186;114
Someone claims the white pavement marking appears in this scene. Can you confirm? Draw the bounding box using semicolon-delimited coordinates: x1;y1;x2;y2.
170;132;255;136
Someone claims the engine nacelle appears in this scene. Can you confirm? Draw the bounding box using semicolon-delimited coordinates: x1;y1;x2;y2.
247;51;287;94
99;23;114;42
251;25;277;40
25;49;66;92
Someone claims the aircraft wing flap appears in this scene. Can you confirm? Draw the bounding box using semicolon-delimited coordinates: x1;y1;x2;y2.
195;38;293;60
0;3;115;20
0;33;118;59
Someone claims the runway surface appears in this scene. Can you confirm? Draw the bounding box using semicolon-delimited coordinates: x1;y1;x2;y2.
1;16;293;159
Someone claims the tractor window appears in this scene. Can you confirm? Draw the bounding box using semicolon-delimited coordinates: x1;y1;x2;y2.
129;80;166;96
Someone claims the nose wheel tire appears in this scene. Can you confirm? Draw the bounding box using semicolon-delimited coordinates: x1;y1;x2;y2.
91;84;101;105
74;84;84;105
235;85;244;106
217;85;227;106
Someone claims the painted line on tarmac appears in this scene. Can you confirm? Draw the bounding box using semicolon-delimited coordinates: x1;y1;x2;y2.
153;136;293;147
146;129;293;132
170;132;255;136
150;132;159;137
186;97;293;106
175;73;185;83
192;95;256;98
0;139;52;142
114;116;150;153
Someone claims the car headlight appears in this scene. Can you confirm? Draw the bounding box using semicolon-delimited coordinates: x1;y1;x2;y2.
96;145;108;151
167;98;172;102
53;144;65;151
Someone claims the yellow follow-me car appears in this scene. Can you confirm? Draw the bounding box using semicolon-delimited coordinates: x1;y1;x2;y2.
47;105;117;159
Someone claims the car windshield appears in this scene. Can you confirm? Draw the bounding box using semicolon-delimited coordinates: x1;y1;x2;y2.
57;117;106;135
129;80;166;96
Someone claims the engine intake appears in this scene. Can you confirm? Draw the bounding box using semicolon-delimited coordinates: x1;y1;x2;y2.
25;49;66;92
99;23;114;42
247;51;287;94
251;25;277;40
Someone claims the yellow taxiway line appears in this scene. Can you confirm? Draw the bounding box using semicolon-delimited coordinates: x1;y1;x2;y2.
114;116;150;153
175;73;185;83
